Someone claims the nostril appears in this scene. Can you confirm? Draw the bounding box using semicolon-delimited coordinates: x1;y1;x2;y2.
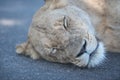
76;40;87;57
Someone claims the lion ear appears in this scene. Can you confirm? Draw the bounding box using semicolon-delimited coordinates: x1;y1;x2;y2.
45;0;68;10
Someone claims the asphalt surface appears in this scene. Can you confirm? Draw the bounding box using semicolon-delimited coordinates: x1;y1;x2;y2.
0;0;120;80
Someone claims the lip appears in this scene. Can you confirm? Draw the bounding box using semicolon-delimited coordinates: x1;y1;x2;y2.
86;37;100;67
89;39;99;57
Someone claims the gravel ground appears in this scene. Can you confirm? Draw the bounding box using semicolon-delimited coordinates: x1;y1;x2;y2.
0;0;120;80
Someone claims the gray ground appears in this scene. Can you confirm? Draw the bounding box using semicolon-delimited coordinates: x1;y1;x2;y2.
0;0;120;80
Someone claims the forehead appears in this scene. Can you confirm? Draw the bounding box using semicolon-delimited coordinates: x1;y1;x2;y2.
36;6;95;34
42;6;91;26
43;6;85;20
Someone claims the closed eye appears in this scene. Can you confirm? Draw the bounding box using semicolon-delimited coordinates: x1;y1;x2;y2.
50;48;57;54
63;16;68;30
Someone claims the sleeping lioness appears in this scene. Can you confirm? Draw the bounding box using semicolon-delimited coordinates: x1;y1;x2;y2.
16;0;120;68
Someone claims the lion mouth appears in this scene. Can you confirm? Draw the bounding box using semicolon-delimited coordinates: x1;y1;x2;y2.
75;37;102;67
76;37;100;58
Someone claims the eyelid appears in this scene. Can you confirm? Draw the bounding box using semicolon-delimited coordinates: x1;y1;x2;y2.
63;16;68;30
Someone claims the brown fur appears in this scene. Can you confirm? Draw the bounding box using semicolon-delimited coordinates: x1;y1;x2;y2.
16;0;120;67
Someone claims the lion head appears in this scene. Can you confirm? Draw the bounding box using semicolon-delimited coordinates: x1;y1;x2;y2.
16;0;105;68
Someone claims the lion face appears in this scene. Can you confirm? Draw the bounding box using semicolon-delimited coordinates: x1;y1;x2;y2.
29;6;105;67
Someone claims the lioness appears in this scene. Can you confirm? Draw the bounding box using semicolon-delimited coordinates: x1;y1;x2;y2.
16;0;120;68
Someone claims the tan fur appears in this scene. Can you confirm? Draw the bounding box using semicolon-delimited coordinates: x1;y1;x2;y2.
16;0;120;67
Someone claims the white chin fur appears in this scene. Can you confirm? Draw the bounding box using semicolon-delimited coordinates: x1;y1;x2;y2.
87;42;106;68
